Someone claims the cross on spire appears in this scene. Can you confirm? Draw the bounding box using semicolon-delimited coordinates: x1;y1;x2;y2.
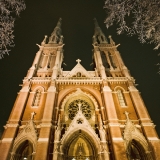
76;59;81;64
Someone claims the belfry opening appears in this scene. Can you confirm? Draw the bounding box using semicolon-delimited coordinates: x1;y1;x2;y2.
0;18;160;160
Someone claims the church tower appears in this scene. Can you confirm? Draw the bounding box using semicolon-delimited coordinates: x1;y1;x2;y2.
0;18;160;160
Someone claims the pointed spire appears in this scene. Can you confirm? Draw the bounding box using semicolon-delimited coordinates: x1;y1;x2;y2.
56;17;62;29
93;18;108;44
49;18;63;44
94;18;100;28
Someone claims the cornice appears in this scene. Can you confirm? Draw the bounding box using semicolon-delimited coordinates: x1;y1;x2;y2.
23;77;51;85
21;76;135;85
56;77;102;85
106;77;135;84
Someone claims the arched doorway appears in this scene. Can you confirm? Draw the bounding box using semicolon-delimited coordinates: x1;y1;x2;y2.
127;139;151;160
63;130;97;160
12;140;34;160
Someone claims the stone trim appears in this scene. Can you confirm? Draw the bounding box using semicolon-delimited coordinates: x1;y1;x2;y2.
38;138;49;142
2;138;13;142
112;137;124;141
147;137;159;141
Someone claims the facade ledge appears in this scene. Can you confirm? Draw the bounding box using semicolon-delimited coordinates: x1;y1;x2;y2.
56;77;102;84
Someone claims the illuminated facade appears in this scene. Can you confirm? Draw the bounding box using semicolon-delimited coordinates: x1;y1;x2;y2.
0;18;160;160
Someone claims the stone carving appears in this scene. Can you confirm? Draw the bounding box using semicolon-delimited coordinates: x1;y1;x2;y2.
65;59;91;78
68;99;92;120
123;111;152;159
61;88;98;111
10;116;38;160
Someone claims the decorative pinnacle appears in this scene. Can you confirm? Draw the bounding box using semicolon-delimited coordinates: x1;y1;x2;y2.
31;112;36;120
56;17;62;29
76;59;81;64
49;18;63;44
93;18;108;43
41;35;48;45
93;18;100;28
124;111;130;120
108;35;115;45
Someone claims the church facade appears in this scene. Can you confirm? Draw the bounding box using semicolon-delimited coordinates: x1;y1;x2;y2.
0;18;160;160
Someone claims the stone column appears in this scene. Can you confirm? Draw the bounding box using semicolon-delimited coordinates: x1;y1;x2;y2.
129;85;151;122
115;51;131;78
52;115;62;160
94;50;106;79
98;114;110;160
102;85;127;160
34;83;56;160
52;51;61;79
0;85;30;160
44;54;51;70
27;46;43;79
129;85;160;159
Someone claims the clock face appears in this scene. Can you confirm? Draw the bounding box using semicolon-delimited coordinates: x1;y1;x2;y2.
68;99;92;120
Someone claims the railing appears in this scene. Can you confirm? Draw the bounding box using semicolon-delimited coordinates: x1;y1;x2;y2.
64;156;94;160
57;77;101;80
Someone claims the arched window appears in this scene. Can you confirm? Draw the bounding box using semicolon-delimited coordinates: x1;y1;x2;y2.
77;72;81;77
32;90;41;107
116;89;126;107
68;99;92;120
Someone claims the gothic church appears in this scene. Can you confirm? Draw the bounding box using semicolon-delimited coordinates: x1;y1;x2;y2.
0;18;160;160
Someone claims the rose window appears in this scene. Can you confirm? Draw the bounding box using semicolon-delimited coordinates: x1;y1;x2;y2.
68;99;92;120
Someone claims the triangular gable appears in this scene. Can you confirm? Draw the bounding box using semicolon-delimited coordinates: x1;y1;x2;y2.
123;111;149;151
12;119;38;150
65;59;91;78
61;108;100;143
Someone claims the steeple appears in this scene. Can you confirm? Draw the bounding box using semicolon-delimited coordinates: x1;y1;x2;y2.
93;18;108;44
49;18;63;44
1;18;160;160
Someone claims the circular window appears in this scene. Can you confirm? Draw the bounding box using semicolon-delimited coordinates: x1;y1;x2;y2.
68;99;92;120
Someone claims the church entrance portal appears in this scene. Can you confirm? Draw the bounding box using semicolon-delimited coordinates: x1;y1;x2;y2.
63;131;97;160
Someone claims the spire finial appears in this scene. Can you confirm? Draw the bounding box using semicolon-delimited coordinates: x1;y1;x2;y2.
41;35;48;45
49;18;63;44
56;17;62;29
108;35;115;45
93;18;100;28
93;18;108;44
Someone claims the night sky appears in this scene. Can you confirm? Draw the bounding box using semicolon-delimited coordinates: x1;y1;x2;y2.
0;0;160;136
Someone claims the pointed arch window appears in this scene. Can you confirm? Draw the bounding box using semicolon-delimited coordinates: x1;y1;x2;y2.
32;90;41;107
116;89;126;107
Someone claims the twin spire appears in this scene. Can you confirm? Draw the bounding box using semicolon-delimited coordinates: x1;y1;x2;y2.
48;18;63;44
42;18;114;45
93;18;108;44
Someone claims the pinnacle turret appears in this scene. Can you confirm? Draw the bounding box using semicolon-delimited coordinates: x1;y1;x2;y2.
49;18;63;44
93;18;108;44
